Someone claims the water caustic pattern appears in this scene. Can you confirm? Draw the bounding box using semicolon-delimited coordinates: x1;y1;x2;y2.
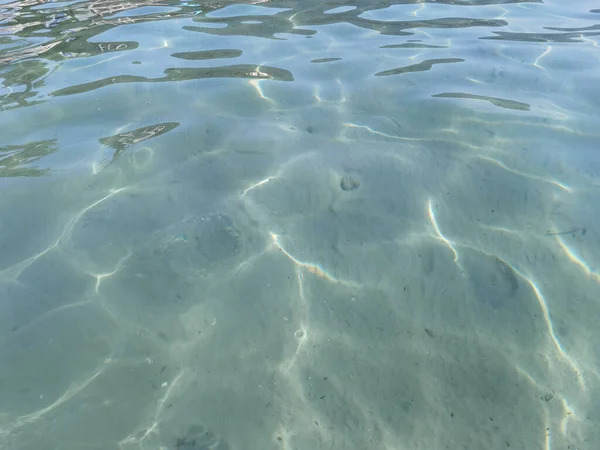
1;0;600;449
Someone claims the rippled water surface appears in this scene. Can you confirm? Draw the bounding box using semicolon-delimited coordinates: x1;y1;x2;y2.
1;0;600;449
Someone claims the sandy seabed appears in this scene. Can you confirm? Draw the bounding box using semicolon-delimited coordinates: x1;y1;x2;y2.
1;97;599;450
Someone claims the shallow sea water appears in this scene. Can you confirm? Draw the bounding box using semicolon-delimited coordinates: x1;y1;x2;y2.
1;0;600;449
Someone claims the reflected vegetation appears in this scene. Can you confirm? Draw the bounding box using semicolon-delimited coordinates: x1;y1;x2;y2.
0;0;597;173
380;42;448;49
51;64;293;95
0;139;57;177
483;30;600;43
99;122;179;166
4;0;593;111
0;59;53;110
171;49;243;60
432;92;531;111
375;58;464;77
310;57;341;63
0;2;595;109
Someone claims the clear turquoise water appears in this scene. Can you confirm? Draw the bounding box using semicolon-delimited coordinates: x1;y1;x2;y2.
1;0;600;449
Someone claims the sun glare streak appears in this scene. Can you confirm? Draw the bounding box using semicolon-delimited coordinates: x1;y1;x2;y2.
533;46;552;71
269;232;339;283
475;155;571;192
0;188;127;282
0;365;107;439
241;176;276;197
279;269;310;375
427;198;460;265
554;235;600;284
343;122;423;141
461;243;585;389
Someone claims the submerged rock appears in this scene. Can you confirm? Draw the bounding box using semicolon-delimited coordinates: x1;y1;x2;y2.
151;212;243;278
340;173;360;191
173;423;229;449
